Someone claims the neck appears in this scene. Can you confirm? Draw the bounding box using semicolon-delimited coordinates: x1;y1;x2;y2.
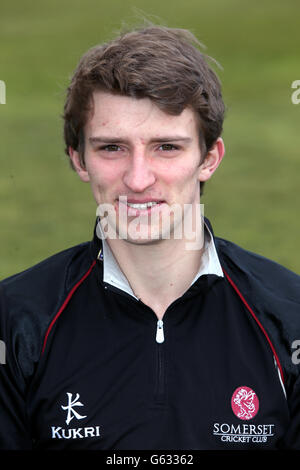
106;235;204;319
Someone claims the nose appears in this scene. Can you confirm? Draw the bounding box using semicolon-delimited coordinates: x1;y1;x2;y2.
122;152;156;193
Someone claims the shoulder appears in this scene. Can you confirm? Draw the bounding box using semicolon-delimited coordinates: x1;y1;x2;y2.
216;236;300;299
1;241;94;315
0;241;95;377
1;241;92;290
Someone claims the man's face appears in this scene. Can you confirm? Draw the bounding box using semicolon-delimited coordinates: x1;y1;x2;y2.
70;91;224;245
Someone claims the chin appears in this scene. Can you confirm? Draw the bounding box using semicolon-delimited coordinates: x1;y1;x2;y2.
124;237;163;246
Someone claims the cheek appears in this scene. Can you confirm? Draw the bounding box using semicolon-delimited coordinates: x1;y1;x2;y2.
162;163;200;188
163;165;201;205
87;160;123;189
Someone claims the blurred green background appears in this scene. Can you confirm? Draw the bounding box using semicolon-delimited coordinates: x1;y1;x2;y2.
0;0;299;279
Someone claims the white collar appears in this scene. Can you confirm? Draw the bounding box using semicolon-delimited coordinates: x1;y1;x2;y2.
97;220;223;299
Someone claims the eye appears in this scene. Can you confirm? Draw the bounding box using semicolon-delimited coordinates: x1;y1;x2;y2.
99;144;121;152
159;143;179;151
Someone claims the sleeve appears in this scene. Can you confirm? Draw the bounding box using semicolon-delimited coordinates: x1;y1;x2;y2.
0;285;33;449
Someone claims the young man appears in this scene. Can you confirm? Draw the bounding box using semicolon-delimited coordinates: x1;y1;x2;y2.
0;25;300;450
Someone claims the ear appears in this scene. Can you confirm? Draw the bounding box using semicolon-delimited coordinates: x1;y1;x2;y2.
198;137;225;182
68;147;90;183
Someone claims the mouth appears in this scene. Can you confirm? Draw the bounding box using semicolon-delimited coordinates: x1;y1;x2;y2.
127;201;160;209
116;198;165;216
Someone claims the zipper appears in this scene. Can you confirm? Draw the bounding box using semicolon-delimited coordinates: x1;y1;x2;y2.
156;319;164;344
155;319;166;403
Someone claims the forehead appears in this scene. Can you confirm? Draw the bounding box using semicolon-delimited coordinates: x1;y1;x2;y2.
85;91;199;139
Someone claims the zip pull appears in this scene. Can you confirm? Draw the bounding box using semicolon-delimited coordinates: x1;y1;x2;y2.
156;319;164;344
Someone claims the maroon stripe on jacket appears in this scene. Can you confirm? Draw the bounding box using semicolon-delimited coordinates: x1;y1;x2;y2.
41;260;97;355
223;268;285;385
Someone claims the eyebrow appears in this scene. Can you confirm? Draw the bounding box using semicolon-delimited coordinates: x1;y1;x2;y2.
88;136;193;145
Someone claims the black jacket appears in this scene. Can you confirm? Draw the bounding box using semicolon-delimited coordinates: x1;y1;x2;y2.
0;219;300;450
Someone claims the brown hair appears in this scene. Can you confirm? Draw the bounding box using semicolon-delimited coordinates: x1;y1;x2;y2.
63;24;225;194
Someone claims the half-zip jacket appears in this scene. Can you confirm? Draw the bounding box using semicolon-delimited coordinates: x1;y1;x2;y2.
0;218;300;450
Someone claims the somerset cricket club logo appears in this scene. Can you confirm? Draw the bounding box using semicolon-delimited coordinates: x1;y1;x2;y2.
61;392;87;425
231;386;259;420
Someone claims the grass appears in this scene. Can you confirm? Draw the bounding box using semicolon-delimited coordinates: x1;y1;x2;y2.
0;0;300;278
